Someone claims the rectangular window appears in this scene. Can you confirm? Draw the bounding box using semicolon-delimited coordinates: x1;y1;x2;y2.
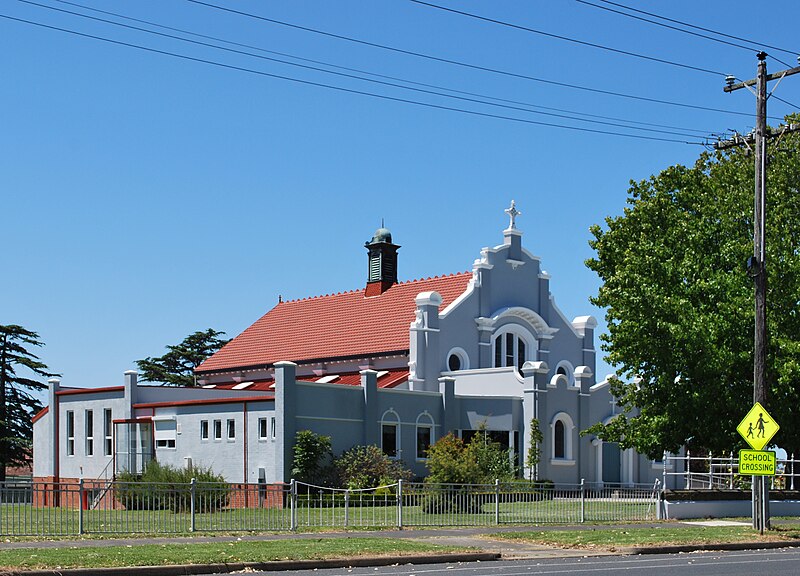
494;335;502;367
154;418;177;450
382;424;398;458
104;409;112;456
85;410;94;456
66;410;75;456
517;339;526;371
505;333;514;367
200;420;209;440
214;419;222;440
416;426;431;459
258;418;268;440
270;416;276;440
227;419;236;440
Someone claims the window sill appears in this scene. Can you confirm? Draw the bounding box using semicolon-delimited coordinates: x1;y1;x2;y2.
550;458;575;466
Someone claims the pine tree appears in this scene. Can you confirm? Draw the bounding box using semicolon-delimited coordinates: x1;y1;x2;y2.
0;325;57;482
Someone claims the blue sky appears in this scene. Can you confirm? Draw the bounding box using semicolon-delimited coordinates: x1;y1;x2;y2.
3;0;798;390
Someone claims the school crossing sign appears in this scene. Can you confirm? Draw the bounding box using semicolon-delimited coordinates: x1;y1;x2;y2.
736;401;779;451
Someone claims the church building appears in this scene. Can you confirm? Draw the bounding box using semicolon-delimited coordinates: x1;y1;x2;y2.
33;202;664;489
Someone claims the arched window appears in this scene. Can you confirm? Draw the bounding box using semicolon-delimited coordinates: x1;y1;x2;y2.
551;413;575;462
381;409;400;459
415;412;435;459
492;327;531;371
554;361;575;386
554;421;565;458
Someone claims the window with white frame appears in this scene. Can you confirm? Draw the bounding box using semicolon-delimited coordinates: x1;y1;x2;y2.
554;361;575;386
200;420;209;441
446;347;469;372
270;416;276;440
66;410;75;456
258;418;268;440
415;413;434;459
227;419;236;440
381;410;400;459
104;409;113;456
551;413;575;462
154;418;177;449
85;410;94;456
213;419;222;441
492;327;530;371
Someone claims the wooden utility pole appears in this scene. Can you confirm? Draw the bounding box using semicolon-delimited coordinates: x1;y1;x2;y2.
716;53;800;533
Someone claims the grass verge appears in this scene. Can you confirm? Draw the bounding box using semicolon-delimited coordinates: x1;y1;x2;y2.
491;525;800;550
0;538;468;569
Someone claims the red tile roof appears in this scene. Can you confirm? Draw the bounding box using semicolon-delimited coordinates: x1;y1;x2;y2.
207;369;410;391
197;273;471;374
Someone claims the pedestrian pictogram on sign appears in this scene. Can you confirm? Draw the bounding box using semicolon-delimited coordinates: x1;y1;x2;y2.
737;402;779;451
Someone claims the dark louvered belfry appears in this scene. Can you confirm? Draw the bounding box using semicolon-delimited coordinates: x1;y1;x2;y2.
365;226;400;296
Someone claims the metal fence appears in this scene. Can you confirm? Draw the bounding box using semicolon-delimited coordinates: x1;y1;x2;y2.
0;478;658;536
662;452;800;490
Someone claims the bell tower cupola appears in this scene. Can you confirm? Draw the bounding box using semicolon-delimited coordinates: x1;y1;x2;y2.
364;224;400;296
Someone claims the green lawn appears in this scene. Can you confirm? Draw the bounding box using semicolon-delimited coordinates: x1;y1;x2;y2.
0;538;469;569
492;525;800;549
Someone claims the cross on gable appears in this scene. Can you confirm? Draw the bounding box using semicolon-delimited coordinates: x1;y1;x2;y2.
505;200;521;230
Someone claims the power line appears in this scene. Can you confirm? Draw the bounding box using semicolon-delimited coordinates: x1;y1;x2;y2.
587;0;799;57
18;0;715;137
184;0;768;120
574;0;758;54
0;12;705;145
407;0;728;77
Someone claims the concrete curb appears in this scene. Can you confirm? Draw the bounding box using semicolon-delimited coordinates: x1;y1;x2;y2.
0;552;500;576
621;540;800;555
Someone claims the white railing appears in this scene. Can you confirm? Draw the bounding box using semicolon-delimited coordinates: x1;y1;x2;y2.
662;451;800;490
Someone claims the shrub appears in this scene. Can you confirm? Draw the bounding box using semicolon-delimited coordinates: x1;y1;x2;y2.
114;461;229;512
292;430;333;485
334;445;413;490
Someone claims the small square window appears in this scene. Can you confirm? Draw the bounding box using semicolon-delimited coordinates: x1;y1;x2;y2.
258;418;268;440
156;439;176;449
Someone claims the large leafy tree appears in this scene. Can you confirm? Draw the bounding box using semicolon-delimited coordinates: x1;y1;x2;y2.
135;329;229;387
586;118;800;459
0;325;57;481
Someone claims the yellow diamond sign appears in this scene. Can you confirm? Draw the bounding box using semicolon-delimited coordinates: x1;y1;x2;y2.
737;402;779;451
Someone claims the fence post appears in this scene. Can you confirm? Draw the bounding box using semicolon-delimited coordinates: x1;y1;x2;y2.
344;489;350;528
792;454;795;490
78;479;84;535
708;452;713;488
662;451;667;490
397;479;403;529
685;449;691;489
580;479;585;523
290;479;297;531
729;452;735;489
190;478;196;532
494;479;500;525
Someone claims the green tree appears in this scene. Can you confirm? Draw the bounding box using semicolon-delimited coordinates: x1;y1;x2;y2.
425;431;515;484
525;418;543;480
334;445;413;489
291;430;333;484
135;329;229;387
586;117;800;459
0;325;57;481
